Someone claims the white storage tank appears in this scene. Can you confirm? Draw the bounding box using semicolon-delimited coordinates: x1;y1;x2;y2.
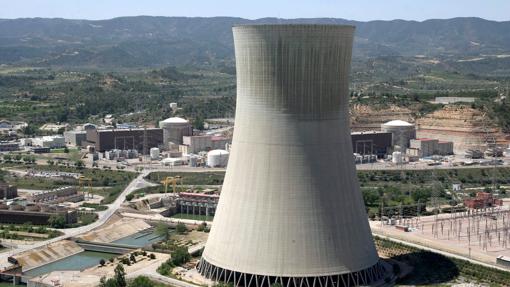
207;149;229;167
150;147;160;160
392;151;404;164
381;120;416;150
161;157;183;166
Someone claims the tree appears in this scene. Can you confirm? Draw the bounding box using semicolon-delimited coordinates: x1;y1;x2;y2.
155;222;170;240
114;264;127;287
99;258;106;266
193;116;205;130
75;160;85;168
128;276;155;287
170;246;191;266
22;124;36;136
48;214;66;228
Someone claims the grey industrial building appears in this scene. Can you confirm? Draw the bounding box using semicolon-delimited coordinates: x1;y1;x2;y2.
381;120;416;150
177;192;219;217
29;186;84;204
0;142;19;152
351;131;392;158
409;138;454;157
0;203;77;225
159;117;193;146
84;127;163;152
0;182;18;199
197;25;385;287
64;130;87;146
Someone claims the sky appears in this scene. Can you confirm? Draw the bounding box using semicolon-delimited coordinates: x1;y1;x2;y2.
1;0;509;22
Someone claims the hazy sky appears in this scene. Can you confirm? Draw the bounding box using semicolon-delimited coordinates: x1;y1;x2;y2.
1;0;509;21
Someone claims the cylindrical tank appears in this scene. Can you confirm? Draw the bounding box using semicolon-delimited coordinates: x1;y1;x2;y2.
392;151;404;164
150;147;160;160
159;117;192;145
198;25;384;286
207;149;229;167
381;120;416;150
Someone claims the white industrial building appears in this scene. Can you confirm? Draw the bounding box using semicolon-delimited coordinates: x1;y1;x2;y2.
179;135;230;154
32;135;65;149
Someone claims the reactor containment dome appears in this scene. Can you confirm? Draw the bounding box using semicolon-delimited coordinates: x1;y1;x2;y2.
197;24;386;287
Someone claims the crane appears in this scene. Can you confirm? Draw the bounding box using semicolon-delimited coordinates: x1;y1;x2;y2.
160;176;182;193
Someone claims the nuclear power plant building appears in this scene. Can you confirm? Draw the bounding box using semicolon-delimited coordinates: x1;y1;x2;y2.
197;25;386;287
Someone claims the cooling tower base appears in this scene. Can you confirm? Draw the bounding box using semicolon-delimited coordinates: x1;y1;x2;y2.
197;259;388;287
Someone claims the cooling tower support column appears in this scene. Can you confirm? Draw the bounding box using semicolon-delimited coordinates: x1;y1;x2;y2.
198;24;387;287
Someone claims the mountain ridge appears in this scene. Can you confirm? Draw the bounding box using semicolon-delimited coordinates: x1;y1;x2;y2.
1;16;510;69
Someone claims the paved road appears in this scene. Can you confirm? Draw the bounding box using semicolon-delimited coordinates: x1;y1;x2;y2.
0;171;152;270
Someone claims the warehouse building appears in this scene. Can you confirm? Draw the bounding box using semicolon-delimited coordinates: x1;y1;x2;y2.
351;131;392;158
84;127;163;152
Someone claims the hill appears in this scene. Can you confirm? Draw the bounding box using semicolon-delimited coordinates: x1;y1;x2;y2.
1;16;510;70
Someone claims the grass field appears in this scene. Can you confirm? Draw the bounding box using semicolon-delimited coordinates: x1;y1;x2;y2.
146;171;225;186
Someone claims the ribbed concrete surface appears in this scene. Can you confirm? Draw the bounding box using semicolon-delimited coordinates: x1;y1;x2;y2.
201;25;379;277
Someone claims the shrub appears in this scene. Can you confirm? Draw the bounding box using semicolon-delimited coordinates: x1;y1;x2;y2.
176;222;187;234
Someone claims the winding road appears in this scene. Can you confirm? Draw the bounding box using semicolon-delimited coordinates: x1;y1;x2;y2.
0;171;153;270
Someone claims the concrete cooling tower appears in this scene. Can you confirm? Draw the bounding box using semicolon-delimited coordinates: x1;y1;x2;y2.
197;24;386;287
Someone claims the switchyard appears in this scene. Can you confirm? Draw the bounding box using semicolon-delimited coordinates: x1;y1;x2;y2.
372;205;510;268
